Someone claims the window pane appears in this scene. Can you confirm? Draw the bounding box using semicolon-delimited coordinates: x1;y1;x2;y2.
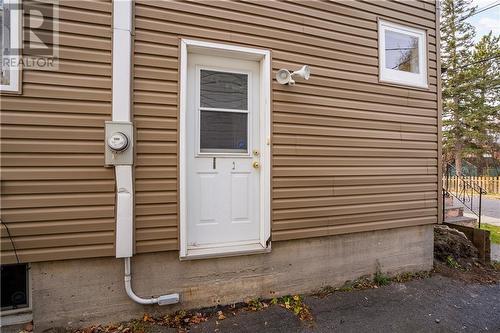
200;111;248;153
1;264;29;310
200;70;248;110
1;1;11;85
385;30;419;73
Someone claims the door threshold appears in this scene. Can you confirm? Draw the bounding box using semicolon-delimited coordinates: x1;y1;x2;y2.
181;242;271;260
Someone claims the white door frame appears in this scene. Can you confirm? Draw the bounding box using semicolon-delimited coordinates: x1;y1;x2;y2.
179;39;271;259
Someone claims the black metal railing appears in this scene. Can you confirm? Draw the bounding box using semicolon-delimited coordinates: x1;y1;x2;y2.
443;162;487;228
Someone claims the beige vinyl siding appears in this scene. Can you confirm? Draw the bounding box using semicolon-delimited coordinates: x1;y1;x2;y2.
133;0;439;249
133;31;179;252
1;0;439;263
0;1;114;263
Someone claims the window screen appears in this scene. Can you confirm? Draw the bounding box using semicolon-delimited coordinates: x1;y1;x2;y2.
200;70;248;110
200;111;248;153
199;69;249;154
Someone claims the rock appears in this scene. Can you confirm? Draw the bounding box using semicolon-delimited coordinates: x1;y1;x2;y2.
434;225;479;265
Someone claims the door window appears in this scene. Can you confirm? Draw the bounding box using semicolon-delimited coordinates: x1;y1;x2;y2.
200;70;248;109
200;111;247;152
198;69;250;154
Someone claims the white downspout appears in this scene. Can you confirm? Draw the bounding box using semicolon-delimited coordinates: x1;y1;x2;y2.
112;0;179;306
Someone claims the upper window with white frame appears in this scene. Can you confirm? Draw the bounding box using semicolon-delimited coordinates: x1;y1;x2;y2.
378;20;428;89
1;0;22;93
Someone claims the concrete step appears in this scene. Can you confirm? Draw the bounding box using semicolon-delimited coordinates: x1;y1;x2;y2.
444;195;454;207
444;215;478;228
444;205;464;218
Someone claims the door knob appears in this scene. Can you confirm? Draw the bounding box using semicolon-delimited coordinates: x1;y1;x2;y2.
252;161;260;169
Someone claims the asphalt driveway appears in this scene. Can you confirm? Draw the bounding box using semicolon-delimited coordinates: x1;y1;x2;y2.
185;276;499;333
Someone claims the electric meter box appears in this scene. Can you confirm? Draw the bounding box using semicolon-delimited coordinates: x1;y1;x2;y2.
105;121;134;165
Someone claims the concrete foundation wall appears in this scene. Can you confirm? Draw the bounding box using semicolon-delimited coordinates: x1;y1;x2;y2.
31;225;433;331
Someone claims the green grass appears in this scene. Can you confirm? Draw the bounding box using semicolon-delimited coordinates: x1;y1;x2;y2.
446;255;461;269
484;193;500;200
373;270;391;286
481;223;500;244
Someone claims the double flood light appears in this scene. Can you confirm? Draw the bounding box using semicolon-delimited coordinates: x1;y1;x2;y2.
276;65;311;85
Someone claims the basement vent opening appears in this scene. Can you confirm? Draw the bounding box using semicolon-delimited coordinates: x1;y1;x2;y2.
1;264;29;311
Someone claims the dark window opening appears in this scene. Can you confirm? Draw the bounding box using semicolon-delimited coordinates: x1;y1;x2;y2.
1;263;29;311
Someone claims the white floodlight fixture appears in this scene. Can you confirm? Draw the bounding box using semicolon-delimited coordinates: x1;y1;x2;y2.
276;68;292;85
276;65;310;85
292;65;310;80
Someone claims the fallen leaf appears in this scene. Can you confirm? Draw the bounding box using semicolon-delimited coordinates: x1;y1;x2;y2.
217;311;226;320
142;313;153;322
24;322;33;332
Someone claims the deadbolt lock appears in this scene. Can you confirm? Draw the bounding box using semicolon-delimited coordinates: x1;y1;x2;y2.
253;161;260;169
253;149;260;156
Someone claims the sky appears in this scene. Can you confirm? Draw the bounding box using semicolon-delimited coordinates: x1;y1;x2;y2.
468;0;500;42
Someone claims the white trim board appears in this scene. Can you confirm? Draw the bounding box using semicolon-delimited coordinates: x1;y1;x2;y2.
179;39;271;259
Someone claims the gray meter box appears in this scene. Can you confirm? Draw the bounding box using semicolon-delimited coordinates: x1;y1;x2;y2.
105;121;134;165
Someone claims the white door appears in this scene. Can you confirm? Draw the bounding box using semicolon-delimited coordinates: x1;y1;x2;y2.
186;53;261;252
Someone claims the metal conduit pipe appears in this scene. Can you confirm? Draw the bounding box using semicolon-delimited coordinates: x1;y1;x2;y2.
124;258;180;305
